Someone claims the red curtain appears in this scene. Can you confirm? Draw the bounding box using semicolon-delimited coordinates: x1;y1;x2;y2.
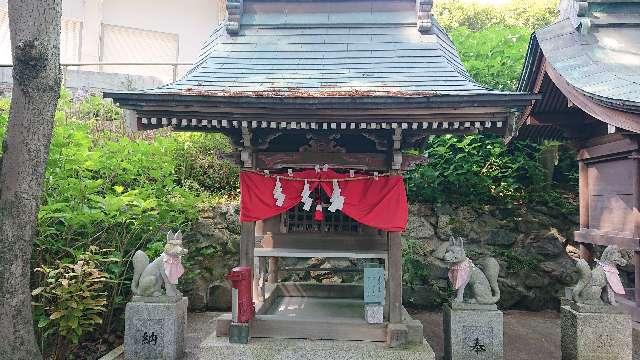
239;169;408;232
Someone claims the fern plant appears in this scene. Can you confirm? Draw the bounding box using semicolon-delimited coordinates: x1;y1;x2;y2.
32;246;118;359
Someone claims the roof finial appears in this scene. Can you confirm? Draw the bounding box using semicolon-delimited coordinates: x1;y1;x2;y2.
417;0;433;34
226;0;243;35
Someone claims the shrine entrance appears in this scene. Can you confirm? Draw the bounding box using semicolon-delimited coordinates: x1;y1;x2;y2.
106;0;535;347
214;166;409;342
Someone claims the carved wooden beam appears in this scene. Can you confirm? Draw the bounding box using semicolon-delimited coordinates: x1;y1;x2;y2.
417;0;433;34
255;152;390;171
226;0;243;35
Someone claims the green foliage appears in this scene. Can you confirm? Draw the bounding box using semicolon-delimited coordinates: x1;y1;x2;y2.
32;246;118;359
448;25;531;91
491;248;544;272
75;94;122;122
407;135;543;204
0;90;239;358
402;238;431;287
433;0;559;91
173;132;240;196
405;135;577;216
433;0;560;32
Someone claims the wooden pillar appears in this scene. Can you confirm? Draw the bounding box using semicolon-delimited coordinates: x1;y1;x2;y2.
635;251;640;304
267;257;279;284
240;221;255;267
388;231;403;323
578;161;593;262
578;161;589;229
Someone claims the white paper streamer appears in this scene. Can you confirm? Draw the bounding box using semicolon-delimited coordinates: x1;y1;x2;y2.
301;180;313;211
273;176;285;207
328;179;345;212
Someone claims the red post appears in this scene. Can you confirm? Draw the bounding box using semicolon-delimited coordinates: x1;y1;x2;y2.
226;266;255;323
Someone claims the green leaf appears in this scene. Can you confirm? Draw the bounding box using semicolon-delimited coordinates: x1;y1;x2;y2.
50;311;65;320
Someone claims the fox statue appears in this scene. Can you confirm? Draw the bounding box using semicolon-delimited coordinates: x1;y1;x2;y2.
443;237;501;305
572;245;627;305
131;230;188;298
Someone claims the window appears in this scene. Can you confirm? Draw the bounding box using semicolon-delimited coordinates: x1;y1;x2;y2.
100;24;179;81
283;190;361;234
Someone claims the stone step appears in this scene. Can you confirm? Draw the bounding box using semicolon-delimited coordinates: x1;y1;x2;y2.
195;334;435;360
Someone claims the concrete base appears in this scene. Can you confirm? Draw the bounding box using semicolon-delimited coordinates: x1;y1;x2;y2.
200;332;436;359
365;304;384;324
560;304;632;360
443;304;503;360
124;297;188;360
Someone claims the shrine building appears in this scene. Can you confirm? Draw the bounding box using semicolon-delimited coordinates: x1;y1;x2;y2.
107;0;536;346
516;0;640;322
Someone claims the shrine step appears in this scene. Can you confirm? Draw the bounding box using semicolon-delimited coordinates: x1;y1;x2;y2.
199;334;435;360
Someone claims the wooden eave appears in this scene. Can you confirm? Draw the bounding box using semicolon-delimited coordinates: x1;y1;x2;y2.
108;92;536;135
513;25;640;142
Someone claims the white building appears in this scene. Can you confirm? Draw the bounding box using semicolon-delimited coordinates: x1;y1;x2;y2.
0;0;224;82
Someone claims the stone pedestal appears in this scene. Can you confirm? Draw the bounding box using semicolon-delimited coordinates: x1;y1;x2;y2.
365;304;384;324
560;302;632;360
125;297;188;360
443;303;503;360
229;322;250;344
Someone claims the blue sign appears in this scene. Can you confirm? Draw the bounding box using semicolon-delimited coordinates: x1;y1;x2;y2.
364;267;385;305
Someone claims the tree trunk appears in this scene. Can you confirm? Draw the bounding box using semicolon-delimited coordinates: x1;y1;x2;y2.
0;1;61;359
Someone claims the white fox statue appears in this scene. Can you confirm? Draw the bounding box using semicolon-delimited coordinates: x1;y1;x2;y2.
131;230;188;298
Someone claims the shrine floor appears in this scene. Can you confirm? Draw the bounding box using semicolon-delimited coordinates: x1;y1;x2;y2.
264;297;365;320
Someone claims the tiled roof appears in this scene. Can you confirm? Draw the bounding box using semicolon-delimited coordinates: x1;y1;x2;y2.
520;1;640;112
147;0;497;96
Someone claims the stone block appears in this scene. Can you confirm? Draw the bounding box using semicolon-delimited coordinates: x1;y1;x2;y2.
365;304;384;324
560;305;632;360
229;322;250;344
443;304;503;360
125;297;188;360
406;318;424;345
387;324;408;348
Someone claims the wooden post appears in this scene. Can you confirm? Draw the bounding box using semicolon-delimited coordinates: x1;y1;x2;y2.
388;232;403;323
578;161;589;229
635;251;640;304
240;222;256;267
267;257;279;284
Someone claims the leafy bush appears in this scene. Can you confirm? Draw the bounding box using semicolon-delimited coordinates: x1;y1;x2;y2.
75;95;122;122
173;132;240;196
433;0;559;91
406;135;545;205
434;0;559;32
32;247;117;359
0;92;239;358
449;25;531;91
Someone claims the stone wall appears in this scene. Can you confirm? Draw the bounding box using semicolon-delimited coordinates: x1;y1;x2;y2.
0;67;164;98
180;201;634;312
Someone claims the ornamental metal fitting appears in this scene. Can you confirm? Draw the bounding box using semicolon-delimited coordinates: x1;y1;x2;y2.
417;0;433;34
226;0;243;35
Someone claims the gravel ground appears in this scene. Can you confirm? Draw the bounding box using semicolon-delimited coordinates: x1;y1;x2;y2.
115;310;639;360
